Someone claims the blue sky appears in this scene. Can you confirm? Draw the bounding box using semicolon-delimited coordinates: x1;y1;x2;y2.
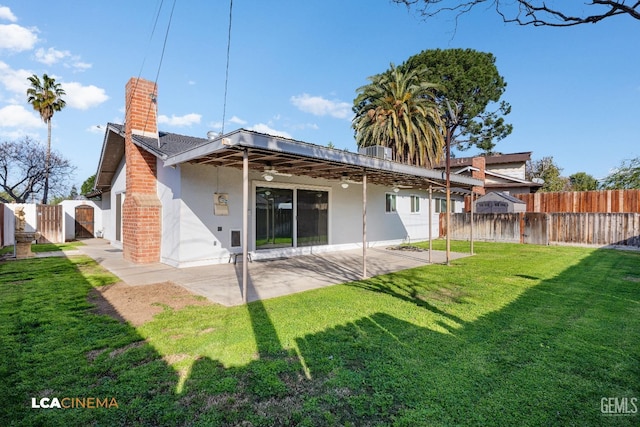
0;1;638;191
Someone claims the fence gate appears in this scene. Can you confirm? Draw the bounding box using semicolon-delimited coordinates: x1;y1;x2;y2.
75;205;95;238
37;204;63;243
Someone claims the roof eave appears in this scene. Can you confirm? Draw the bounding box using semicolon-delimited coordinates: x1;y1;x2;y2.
165;129;483;188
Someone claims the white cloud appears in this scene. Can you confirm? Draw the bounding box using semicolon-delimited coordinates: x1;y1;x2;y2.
0;6;17;22
0;24;38;51
69;61;92;72
208;121;223;130
0;61;32;94
34;47;92;72
228;115;247;125
35;47;70;65
0;104;43;128
290;93;351;119
158;113;201;127
63;82;109;110
86;125;104;134
249;123;292;139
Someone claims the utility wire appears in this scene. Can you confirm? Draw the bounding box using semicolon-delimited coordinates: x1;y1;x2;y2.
125;0;164;128
146;0;177;145
221;0;233;135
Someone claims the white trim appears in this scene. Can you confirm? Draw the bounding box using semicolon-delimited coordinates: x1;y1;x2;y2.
385;193;397;213
252;181;332;251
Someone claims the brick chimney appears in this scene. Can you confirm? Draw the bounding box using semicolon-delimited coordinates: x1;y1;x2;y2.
471;156;486;196
122;77;162;263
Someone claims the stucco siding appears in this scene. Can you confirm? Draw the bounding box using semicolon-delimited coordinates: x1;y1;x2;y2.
157;159;181;266
168;163;442;267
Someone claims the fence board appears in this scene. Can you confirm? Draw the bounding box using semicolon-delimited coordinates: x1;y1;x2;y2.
442;212;640;247
515;190;640;213
36;204;63;243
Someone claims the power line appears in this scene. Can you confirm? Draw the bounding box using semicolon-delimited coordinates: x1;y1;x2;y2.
124;0;166;139
221;0;233;135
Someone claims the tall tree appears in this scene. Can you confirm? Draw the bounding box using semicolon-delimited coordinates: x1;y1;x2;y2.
392;1;640;27
526;156;570;192
402;49;512;155
600;156;640;189
26;73;66;204
81;174;96;195
353;64;444;167
0;138;75;203
569;172;599;191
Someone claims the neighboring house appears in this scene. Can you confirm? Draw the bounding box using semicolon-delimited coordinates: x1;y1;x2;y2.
93;78;482;268
437;152;542;195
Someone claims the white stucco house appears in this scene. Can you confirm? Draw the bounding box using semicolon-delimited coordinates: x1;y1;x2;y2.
93;78;482;270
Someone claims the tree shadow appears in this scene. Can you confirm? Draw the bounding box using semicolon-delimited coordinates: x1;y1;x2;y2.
3;247;639;426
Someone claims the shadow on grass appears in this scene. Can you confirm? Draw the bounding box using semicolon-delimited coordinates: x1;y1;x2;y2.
1;247;639;426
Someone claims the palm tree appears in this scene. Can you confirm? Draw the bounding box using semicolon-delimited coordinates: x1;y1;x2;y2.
26;73;66;204
353;64;444;167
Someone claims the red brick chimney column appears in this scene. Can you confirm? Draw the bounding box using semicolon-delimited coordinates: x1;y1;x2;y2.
471;156;486;196
122;77;162;263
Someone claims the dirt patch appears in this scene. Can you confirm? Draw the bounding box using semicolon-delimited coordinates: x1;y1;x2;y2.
88;281;212;327
624;276;640;282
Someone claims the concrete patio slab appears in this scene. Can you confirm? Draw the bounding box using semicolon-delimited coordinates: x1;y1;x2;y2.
77;239;471;306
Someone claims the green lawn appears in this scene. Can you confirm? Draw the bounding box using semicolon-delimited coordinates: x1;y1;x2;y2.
1;242;638;426
0;240;85;255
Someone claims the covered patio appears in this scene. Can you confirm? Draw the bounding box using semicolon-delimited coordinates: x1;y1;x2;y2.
158;130;482;302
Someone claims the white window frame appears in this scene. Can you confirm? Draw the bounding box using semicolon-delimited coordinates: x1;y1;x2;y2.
410;195;420;213
385;193;397;213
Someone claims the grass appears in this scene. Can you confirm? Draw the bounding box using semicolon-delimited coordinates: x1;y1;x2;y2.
1;242;638;426
0;240;85;255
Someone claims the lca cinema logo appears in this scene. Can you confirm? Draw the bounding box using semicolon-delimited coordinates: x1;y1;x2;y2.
601;397;637;416
31;397;119;409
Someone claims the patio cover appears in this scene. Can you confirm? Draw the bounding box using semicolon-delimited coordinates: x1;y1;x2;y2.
96;126;484;302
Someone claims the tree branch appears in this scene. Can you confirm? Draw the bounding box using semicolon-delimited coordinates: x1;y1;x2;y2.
393;0;640;27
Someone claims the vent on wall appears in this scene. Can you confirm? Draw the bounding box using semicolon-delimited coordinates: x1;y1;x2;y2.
358;145;392;160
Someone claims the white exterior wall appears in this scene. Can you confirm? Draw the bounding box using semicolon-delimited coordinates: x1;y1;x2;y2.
3;203;37;245
166;163;443;267
60;200;103;241
103;159;126;247
158;159;182;266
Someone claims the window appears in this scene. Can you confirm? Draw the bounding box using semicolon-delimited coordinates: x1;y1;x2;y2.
434;199;456;213
410;195;420;213
386;193;397;213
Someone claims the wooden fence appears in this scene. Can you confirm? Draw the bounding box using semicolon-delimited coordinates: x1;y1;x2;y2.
515;189;640;213
36;204;63;243
441;212;640;247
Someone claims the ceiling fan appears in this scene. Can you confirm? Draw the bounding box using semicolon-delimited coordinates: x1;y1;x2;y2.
262;164;291;181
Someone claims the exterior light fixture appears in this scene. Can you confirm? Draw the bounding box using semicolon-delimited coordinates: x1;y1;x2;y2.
262;172;274;182
340;173;349;189
393;186;400;193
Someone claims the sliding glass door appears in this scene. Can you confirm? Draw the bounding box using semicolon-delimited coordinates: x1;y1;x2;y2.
255;187;328;249
297;190;328;247
255;187;293;249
